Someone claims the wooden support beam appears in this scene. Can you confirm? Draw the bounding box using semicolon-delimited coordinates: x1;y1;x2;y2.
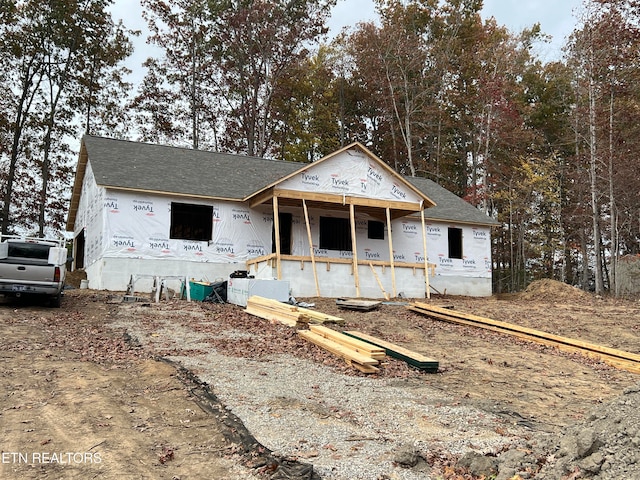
303;199;320;297
350;203;360;297
369;262;390;300
273;196;282;280
386;207;397;298
273;188;422;213
248;188;275;208
421;207;430;299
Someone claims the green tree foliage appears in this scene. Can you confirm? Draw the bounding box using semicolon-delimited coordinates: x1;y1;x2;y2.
564;0;640;294
134;0;336;156
269;46;342;162
135;0;218;150
0;0;133;235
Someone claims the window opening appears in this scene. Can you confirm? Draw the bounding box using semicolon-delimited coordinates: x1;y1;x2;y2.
272;212;292;255
368;220;385;240
448;227;463;259
169;202;213;241
319;217;351;251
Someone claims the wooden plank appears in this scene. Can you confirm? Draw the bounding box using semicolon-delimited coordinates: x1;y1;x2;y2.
302;199;320;297
245;296;305;326
244;306;299;327
273;196;282;280
386;207;397;298
408;302;640;375
369;262;390;300
343;330;439;372
309;325;385;360
421;208;430;299
246;296;344;325
247;295;297;310
350;203;360;297
345;359;380;374
336;298;381;311
298;330;380;367
411;302;640;363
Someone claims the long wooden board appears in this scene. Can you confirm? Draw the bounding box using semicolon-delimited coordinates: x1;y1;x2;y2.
245;296;344;326
343;330;439;373
309;325;386;360
408;302;640;375
298;330;379;373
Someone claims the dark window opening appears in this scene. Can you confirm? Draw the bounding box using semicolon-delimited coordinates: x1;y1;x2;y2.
170;202;213;241
319;217;351;251
368;220;385;240
272;212;292;255
448;227;463;259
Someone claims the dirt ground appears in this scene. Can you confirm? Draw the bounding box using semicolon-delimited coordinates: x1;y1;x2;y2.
1;279;639;479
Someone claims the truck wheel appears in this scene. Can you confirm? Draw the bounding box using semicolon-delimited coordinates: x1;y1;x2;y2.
50;292;62;308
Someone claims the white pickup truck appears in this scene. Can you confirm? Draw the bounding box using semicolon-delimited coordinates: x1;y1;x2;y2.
0;235;67;307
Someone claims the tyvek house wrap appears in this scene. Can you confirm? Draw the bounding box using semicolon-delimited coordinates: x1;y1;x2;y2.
277;149;424;203
103;192;272;263
97;203;490;280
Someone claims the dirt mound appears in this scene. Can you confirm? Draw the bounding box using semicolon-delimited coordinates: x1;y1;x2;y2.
519;278;590;302
468;382;640;480
65;268;87;288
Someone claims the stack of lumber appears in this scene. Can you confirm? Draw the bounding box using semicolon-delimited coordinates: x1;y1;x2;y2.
298;325;385;373
343;331;439;373
408;301;640;375
245;296;344;327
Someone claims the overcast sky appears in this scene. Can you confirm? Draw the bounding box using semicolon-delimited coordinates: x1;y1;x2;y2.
111;0;583;82
329;0;582;60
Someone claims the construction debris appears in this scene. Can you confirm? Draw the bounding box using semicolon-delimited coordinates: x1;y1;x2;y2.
245;295;344;327
343;331;439;373
336;298;381;311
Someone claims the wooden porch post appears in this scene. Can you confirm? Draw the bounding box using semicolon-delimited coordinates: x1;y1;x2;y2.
421;205;431;299
349;203;360;297
386;207;397;297
273;196;282;280
302;199;320;296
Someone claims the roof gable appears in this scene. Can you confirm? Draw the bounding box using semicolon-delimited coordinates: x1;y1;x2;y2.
263;143;433;206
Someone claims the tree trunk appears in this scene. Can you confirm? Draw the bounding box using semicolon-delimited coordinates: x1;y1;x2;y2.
588;68;604;295
608;87;617;295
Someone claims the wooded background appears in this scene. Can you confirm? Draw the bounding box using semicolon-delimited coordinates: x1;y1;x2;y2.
1;0;638;295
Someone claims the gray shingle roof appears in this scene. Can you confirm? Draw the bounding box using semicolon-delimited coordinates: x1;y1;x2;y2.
405;176;498;226
83;135;301;200
79;135;497;226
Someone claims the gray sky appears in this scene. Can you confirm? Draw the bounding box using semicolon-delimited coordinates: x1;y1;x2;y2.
480;0;581;60
329;0;582;60
111;0;582;83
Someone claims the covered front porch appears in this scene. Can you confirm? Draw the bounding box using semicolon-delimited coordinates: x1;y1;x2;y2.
246;187;436;299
